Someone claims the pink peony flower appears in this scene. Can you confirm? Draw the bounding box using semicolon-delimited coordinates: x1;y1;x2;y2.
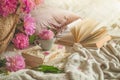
39;29;54;40
0;0;18;17
20;0;35;13
24;14;36;35
12;33;29;49
6;55;25;72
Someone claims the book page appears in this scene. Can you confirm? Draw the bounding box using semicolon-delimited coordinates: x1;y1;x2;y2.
82;27;107;42
56;33;74;46
80;19;99;41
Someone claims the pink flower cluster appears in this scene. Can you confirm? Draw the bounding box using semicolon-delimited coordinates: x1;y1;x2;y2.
0;0;18;17
12;33;29;49
12;14;35;49
6;55;25;72
24;14;36;36
39;29;54;40
21;0;35;13
0;0;38;17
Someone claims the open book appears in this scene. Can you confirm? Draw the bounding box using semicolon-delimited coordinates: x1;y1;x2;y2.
56;19;111;48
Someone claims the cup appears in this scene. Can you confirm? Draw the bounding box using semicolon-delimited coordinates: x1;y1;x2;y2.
34;38;55;51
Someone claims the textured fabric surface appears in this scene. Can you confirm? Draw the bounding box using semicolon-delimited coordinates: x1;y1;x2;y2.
1;39;120;80
0;15;18;54
65;39;120;80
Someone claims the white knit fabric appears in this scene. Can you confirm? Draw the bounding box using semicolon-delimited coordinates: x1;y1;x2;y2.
1;39;120;80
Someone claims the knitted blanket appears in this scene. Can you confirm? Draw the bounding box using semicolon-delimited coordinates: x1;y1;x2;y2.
1;39;120;80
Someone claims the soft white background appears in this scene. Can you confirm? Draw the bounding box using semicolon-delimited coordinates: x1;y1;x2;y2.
45;0;120;29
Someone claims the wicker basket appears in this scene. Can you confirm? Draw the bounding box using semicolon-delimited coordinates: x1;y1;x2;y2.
0;15;18;54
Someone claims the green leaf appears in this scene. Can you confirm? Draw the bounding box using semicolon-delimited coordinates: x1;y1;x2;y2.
47;26;51;30
0;59;6;67
0;70;4;74
33;65;63;73
29;35;36;44
16;22;23;27
0;69;9;75
0;70;3;73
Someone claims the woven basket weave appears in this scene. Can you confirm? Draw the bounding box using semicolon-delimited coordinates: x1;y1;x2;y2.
0;15;18;54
